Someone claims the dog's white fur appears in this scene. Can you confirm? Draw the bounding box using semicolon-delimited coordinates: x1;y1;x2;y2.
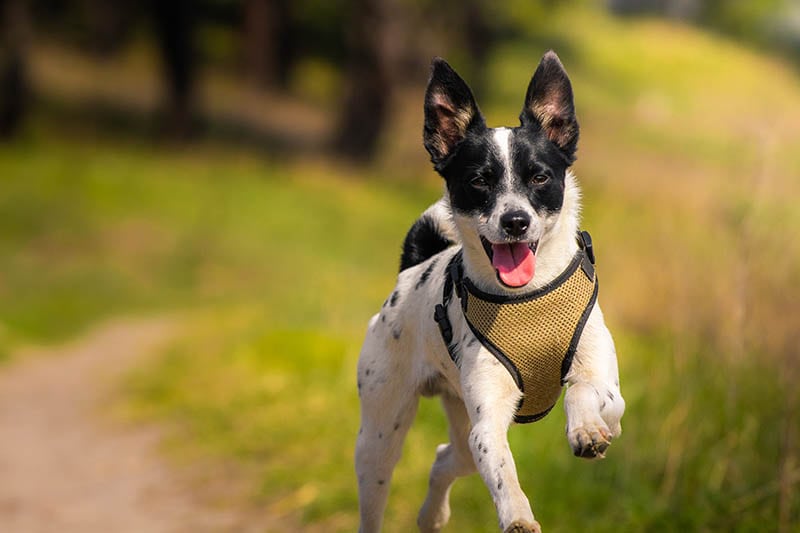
355;159;624;531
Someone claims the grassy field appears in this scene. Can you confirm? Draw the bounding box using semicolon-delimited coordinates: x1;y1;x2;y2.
2;4;799;532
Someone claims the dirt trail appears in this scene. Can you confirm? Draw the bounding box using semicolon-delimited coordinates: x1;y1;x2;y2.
0;316;268;533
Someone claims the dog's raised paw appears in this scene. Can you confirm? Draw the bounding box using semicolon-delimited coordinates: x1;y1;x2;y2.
568;424;612;459
504;520;542;533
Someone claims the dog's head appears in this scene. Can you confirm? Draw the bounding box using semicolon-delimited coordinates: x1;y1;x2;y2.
423;51;579;289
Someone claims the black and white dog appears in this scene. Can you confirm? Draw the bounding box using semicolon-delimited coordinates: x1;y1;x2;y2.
355;51;624;533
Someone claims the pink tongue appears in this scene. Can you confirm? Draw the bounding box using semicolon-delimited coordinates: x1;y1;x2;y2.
492;243;536;287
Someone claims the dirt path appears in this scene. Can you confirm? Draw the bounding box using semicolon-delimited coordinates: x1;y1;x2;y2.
0;316;269;533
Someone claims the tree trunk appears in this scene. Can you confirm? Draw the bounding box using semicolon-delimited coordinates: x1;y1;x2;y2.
152;0;196;139
0;0;29;138
333;0;400;162
243;0;293;89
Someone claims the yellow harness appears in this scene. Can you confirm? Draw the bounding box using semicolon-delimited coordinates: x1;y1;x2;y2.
435;232;598;423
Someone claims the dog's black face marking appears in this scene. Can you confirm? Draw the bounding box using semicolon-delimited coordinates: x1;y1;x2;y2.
423;51;578;234
440;126;570;219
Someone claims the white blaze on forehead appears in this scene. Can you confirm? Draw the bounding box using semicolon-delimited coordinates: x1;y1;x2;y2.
492;128;513;180
491;127;529;214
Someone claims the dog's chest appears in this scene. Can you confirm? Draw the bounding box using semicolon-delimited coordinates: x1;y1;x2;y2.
437;242;598;423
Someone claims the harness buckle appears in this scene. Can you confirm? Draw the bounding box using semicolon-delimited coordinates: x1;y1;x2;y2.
434;304;453;344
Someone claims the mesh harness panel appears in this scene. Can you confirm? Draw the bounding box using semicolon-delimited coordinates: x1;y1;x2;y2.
435;231;598;423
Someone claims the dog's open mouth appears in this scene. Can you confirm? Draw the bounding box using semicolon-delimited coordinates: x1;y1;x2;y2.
481;237;538;288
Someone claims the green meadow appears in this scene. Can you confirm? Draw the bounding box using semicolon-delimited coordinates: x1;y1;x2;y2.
2;5;799;532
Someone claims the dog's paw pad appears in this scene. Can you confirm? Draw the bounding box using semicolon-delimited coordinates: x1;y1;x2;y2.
504;520;542;533
568;424;612;459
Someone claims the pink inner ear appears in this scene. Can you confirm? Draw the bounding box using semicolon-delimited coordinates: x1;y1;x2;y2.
533;100;574;148
431;92;465;155
431;92;456;113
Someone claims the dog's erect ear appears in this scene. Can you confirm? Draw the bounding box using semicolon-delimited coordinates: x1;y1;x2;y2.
520;51;579;159
424;58;485;166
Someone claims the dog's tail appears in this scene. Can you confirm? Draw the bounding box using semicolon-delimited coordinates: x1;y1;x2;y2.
399;197;459;272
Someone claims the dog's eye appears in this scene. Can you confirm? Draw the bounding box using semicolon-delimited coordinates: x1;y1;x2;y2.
471;176;489;189
531;174;550;186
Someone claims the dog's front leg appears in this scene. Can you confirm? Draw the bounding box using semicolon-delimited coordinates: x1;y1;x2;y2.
564;303;625;459
460;348;542;533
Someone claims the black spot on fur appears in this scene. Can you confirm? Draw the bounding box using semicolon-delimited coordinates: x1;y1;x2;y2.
389;291;399;307
467;337;478;348
392;328;402;340
378;432;383;439
400;215;454;271
378;479;385;485
476;405;481;414
607;391;615;401
497;479;503;490
380;314;386;323
394;422;400;431
446;341;462;368
365;368;372;376
414;258;438;290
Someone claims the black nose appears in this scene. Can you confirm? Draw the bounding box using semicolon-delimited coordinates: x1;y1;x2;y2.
500;210;530;237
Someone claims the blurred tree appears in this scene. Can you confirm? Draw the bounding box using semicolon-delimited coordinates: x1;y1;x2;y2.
0;0;28;138
80;0;135;57
333;0;399;161
332;0;497;162
243;0;294;88
152;0;197;139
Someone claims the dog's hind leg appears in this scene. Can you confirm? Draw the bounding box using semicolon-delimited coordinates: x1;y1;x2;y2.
355;329;419;533
417;393;475;532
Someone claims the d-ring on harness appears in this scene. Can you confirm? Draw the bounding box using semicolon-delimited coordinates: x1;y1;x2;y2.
434;231;598;423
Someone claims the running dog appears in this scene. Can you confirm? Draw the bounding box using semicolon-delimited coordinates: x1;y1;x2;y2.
355;51;625;533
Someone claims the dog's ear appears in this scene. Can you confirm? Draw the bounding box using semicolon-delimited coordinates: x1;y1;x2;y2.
424;58;486;167
520;50;579;160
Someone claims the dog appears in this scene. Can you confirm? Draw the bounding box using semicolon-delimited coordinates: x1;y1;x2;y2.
355;51;624;533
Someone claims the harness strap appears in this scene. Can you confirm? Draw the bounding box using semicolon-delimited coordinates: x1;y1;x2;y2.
433;252;463;362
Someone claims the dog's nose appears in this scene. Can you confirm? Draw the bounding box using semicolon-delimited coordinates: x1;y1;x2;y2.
500;210;530;237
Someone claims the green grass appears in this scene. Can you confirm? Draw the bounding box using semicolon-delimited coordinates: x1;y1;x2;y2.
0;139;436;345
3;3;800;532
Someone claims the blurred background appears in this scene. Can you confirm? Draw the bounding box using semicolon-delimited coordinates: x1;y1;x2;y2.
1;0;799;531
